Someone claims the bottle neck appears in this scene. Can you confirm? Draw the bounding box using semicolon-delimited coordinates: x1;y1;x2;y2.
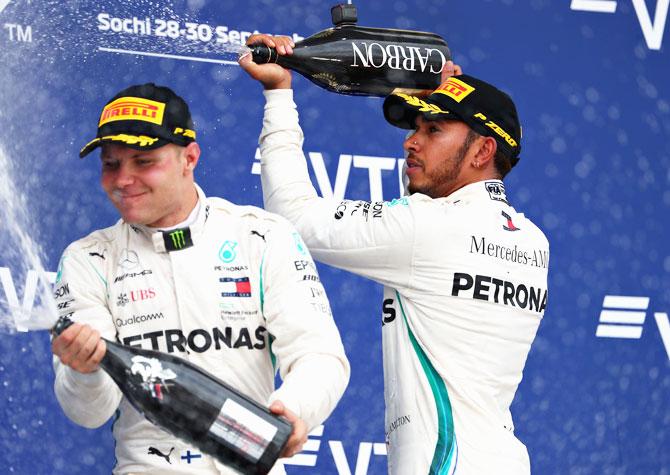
251;44;278;64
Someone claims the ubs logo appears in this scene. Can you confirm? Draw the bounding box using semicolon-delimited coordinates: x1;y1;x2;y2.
129;288;156;302
117;288;156;306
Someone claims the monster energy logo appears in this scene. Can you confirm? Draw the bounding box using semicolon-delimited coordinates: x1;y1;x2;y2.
163;227;193;252
169;230;186;249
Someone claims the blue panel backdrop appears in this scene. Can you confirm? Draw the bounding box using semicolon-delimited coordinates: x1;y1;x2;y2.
0;0;668;473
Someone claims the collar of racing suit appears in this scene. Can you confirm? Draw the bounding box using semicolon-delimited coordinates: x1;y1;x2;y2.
129;183;209;253
441;179;509;206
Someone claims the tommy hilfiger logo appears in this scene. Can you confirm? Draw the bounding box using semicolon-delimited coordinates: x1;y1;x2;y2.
220;276;252;298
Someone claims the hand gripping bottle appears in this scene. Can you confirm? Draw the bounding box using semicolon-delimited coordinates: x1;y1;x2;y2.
250;3;451;96
52;316;292;475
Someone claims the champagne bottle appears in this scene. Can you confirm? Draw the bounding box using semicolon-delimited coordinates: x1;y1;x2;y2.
250;3;451;97
52;316;291;475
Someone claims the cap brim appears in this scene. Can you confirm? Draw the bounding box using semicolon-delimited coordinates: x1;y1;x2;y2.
383;93;455;130
79;134;169;158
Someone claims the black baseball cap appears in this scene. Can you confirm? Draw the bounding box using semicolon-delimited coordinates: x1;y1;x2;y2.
383;74;522;165
79;83;196;158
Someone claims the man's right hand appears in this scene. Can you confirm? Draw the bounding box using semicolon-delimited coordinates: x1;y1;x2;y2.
52;322;106;373
413;60;463;98
239;34;294;90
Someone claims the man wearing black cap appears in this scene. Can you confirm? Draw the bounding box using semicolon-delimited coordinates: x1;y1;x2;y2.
51;83;350;474
241;35;549;475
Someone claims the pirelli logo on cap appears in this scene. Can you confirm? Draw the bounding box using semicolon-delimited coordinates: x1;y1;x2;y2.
473;112;518;148
434;77;475;103
99;97;165;127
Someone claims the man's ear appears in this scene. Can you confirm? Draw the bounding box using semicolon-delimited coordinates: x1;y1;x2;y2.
471;136;497;168
183;142;201;172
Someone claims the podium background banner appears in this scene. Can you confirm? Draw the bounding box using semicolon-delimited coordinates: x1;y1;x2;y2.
0;1;668;473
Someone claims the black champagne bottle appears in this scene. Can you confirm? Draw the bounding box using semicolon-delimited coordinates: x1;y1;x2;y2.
52;316;291;475
250;3;451;97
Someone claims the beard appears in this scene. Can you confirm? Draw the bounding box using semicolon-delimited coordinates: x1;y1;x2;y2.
407;129;478;198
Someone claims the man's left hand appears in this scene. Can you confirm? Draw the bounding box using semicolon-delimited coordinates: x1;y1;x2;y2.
269;400;307;458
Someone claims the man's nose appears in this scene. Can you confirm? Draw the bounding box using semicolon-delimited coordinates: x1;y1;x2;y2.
114;163;135;187
403;133;420;152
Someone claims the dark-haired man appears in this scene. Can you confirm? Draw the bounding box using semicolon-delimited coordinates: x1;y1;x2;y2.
241;35;549;474
51;83;349;474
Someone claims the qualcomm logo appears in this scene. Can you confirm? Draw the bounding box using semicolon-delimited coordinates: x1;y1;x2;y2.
570;0;669;50
595;295;670;360
282;425;387;475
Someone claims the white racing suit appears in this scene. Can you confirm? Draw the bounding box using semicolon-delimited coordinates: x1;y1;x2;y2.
52;185;350;474
259;90;550;475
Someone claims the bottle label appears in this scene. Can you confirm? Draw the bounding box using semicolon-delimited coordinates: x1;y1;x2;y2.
209;399;278;462
130;355;177;400
350;41;447;74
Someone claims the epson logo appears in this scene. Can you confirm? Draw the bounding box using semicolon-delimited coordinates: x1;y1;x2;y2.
294;260;316;272
351;42;447;73
53;283;70;299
